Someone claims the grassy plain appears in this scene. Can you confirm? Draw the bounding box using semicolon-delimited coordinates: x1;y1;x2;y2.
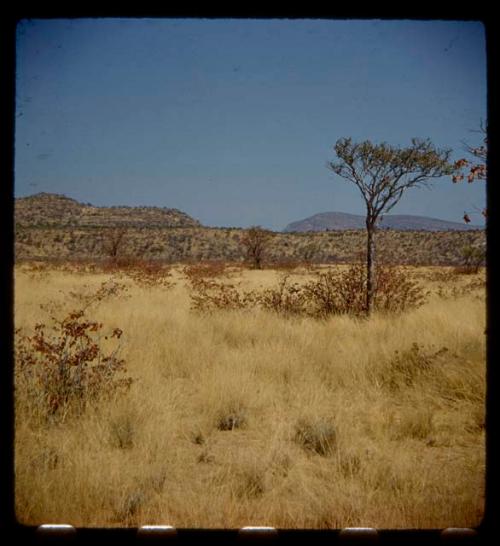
14;263;486;528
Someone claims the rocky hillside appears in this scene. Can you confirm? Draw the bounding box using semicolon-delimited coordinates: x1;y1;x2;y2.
15;192;201;229
14;193;486;266
15;225;485;267
284;211;483;232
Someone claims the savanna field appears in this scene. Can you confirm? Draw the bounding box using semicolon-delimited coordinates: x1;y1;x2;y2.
14;260;486;529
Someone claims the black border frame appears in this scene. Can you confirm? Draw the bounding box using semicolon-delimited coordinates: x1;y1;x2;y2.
2;9;497;546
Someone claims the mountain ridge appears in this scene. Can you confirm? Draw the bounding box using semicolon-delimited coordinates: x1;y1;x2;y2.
15;192;201;229
284;211;483;233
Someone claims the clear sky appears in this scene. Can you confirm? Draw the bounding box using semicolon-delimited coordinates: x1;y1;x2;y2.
15;18;487;231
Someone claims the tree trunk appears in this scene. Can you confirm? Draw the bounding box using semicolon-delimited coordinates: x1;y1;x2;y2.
366;222;376;315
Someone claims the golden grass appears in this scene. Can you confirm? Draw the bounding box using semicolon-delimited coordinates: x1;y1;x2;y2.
14;264;486;528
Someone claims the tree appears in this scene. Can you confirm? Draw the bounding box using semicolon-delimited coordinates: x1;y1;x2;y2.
328;137;454;315
301;241;320;267
458;243;486;274
103;227;127;261
452;121;487;220
241;226;273;269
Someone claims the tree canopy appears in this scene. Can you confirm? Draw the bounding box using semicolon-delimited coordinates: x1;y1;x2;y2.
328;137;455;314
328;137;455;227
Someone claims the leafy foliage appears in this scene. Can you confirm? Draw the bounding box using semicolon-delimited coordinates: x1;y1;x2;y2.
15;309;132;422
258;275;308;316
241;226;274;269
303;264;426;317
455;244;486;274
328;138;454;223
328;137;453;314
188;264;426;318
188;277;257;312
102;258;174;287
451;122;487;221
303;266;366;317
183;261;230;282
452;123;487;184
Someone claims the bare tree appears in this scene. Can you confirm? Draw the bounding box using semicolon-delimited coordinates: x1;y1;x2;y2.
104;227;127;261
328;137;454;314
241;226;273;269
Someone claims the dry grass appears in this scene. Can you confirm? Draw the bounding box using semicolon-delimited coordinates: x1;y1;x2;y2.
14;264;486;529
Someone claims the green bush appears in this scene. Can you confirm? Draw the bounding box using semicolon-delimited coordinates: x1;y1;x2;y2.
455;244;486;274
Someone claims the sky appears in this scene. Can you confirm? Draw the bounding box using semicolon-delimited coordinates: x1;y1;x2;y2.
15;18;487;231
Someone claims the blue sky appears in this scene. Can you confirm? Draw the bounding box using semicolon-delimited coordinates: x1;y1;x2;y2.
15;18;487;230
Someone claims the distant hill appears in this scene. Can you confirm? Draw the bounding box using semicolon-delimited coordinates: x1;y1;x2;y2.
284;211;483;232
15;192;201;229
14;193;485;266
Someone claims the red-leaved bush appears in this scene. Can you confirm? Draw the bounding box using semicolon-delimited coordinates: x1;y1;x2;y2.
15;309;132;422
188;263;426;318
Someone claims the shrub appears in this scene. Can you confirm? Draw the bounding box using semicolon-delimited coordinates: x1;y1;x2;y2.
183;261;228;282
301;241;320;267
374;265;427;313
36;279;129;332
24;262;51;280
257;275;307;316
267;259;302;272
380;343;448;392
15;309;132;421
187;262;426;317
68;279;129;311
304;265;365;317
101;258;173;287
435;276;485;300
304;263;426;317
124;260;173;287
294;418;337;456
455;244;486;274
189;278;256;312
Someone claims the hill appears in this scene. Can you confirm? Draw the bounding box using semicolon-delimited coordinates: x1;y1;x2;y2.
14;193;485;266
15;192;201;229
284;211;483;232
